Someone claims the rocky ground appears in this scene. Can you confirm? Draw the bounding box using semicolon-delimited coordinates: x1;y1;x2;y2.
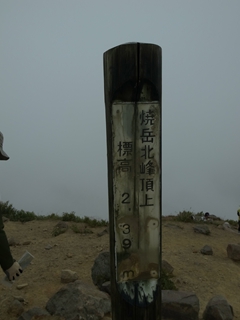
0;218;239;319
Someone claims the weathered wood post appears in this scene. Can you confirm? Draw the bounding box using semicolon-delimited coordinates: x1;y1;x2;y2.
104;42;162;320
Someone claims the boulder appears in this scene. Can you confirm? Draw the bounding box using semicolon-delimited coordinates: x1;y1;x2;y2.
201;245;213;255
203;295;234;320
193;225;210;235
222;222;231;230
91;251;110;289
162;290;199;320
222;222;236;233
46;280;111;320
227;244;240;261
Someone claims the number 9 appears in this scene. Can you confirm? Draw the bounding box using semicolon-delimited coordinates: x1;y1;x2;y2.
122;239;131;249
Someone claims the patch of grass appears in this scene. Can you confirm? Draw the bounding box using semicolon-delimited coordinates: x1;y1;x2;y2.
174;210;193;222
62;212;81;222
37;213;60;220
70;224;93;234
0;201;36;222
61;212;108;227
13;210;36;222
174;210;206;223
81;216;108;227
161;271;178;290
0;201;109;227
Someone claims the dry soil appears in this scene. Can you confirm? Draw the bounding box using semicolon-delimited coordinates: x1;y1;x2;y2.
0;218;239;319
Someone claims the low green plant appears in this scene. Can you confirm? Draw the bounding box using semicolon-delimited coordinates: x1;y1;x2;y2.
70;224;93;234
0;201;18;220
14;210;36;222
61;212;108;227
52;227;67;237
174;210;193;222
82;216;108;227
62;212;81;222
160;271;178;290
174;210;207;223
0;200;108;227
0;201;36;222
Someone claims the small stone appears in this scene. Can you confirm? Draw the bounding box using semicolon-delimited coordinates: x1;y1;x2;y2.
61;269;78;283
100;281;111;294
13;296;25;302
22;241;31;245
8;237;20;246
17;283;28;290
18;307;50;319
201;245;213;255
45;244;53;250
67;253;73;258
97;229;109;237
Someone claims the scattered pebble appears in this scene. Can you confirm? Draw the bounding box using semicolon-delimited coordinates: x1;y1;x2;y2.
17;283;28;290
22;241;31;245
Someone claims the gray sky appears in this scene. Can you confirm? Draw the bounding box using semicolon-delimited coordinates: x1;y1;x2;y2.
1;1;240;221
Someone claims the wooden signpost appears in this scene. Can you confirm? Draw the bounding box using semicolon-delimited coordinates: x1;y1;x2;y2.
104;42;162;320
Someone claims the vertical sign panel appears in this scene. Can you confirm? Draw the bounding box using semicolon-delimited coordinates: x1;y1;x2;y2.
112;102;160;307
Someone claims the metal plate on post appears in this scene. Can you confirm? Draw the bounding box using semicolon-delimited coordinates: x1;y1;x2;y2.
112;101;160;306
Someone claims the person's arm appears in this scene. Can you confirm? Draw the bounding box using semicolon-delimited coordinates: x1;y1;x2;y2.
0;215;15;271
0;214;23;280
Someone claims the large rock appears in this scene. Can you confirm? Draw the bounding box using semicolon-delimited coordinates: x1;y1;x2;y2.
91;251;110;289
46;280;111;320
222;222;236;233
162;290;199;320
203;295;234;320
193;225;210;235
227;244;240;261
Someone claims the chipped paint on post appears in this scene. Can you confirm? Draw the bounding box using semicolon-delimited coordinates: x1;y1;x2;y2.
112;102;160;306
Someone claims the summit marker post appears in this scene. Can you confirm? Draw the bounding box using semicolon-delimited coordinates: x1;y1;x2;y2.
104;42;162;320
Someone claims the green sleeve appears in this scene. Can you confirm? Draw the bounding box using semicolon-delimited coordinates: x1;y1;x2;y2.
0;213;15;271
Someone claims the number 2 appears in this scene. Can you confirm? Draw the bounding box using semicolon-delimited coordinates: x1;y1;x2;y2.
122;193;130;204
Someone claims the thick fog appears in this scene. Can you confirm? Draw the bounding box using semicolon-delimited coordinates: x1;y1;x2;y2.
1;1;240;220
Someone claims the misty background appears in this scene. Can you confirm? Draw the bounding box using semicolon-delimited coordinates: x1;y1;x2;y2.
1;1;240;221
